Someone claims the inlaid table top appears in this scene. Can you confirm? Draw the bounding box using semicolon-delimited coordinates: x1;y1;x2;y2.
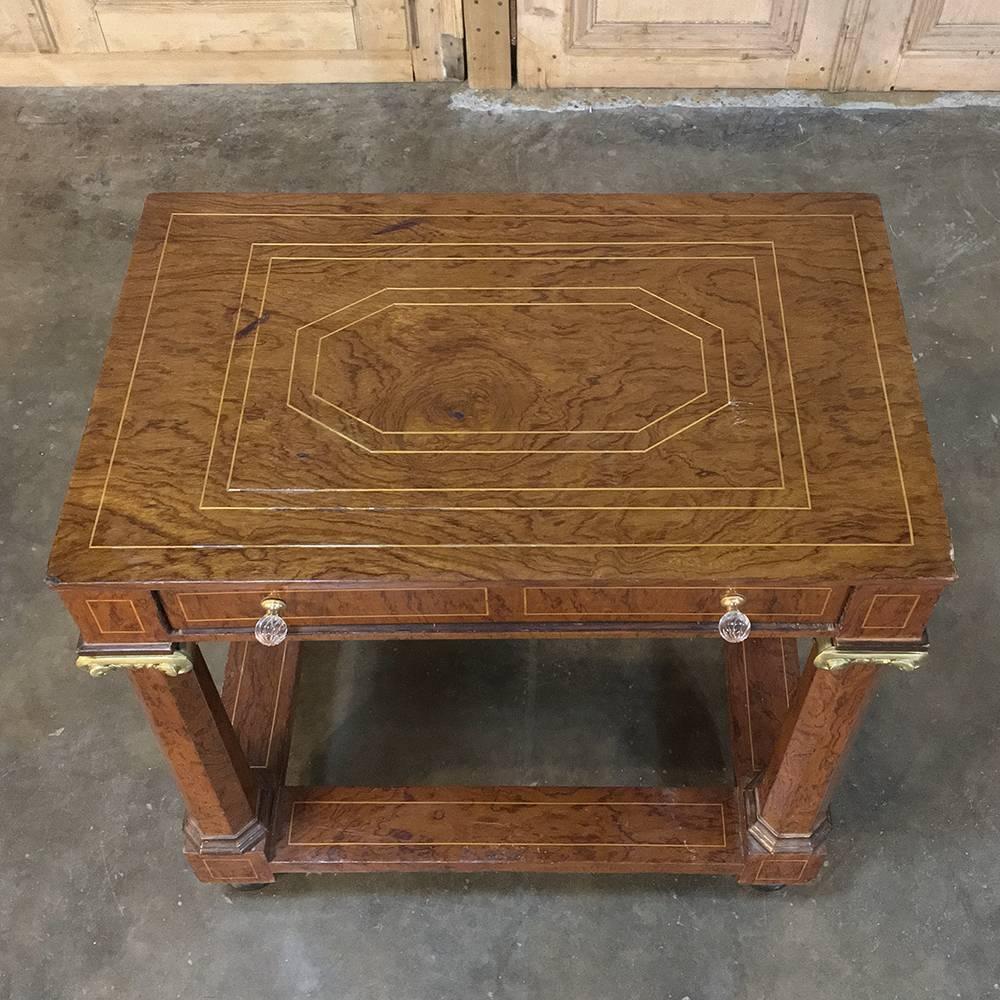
49;192;953;590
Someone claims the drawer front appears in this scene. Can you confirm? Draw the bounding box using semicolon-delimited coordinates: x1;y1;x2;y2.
162;587;491;629
520;586;845;622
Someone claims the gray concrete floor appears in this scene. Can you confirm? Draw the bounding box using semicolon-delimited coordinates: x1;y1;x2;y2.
1;84;998;1000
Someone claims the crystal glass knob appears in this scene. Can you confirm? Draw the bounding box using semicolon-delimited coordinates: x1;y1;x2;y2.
254;598;288;647
718;593;751;644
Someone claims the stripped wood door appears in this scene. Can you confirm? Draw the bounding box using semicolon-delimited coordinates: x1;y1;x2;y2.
845;0;1000;90
516;0;1000;90
0;0;464;83
517;0;855;89
5;0;1000;90
0;0;38;50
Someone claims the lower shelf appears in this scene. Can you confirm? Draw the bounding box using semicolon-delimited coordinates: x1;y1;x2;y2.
188;637;824;886
271;785;744;874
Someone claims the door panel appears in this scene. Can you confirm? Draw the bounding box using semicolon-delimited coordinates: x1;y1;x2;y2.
847;0;1000;90
1;0;38;50
574;0;806;51
517;0;853;89
93;0;372;54
4;0;1000;92
517;0;1000;89
939;0;999;25
0;0;461;81
595;0;774;23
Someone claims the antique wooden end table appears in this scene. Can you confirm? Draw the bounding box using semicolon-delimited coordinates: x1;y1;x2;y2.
48;193;954;888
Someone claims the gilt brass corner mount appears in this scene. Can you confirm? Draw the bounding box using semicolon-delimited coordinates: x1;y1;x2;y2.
76;645;193;679
813;637;929;673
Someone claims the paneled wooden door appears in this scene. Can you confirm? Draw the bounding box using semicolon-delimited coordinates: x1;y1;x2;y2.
516;0;1000;90
3;0;1000;91
0;0;464;83
517;0;857;89
847;0;1000;90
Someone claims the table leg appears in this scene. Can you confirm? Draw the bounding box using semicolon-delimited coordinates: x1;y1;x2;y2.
747;644;879;853
725;637;800;789
126;644;273;884
220;641;301;794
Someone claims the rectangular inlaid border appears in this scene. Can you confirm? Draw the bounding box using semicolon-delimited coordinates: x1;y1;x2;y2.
171;586;491;623
84;598;145;635
86;211;913;551
860;593;921;631
286;798;729;849
838;583;942;641
521;585;833;619
753;857;809;883
207;244;802;508
200;857;267;882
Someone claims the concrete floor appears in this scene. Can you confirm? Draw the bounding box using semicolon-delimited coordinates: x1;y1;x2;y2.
1;84;998;1000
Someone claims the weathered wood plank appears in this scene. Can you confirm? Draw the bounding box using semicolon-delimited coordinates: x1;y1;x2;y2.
464;0;511;88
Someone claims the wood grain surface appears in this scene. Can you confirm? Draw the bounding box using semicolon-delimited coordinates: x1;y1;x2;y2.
725;637;800;787
49;196;950;888
129;645;258;840
220;641;301;789
164;585;491;627
60;587;167;643
47;193;953;638
753;649;880;840
271;784;744;872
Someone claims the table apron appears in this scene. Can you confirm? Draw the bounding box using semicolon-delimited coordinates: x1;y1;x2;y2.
57;581;945;645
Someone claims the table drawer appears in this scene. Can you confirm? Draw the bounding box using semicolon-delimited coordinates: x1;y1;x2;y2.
161;587;491;629
520;586;845;622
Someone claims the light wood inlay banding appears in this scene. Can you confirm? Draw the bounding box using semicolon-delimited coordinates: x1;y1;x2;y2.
169;587;490;627
288;798;727;848
85;598;144;635
274;786;741;868
860;593;921;631
46;194;956;893
522;586;834;620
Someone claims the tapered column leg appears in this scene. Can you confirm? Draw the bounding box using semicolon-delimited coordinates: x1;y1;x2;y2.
126;644;273;884
748;645;879;852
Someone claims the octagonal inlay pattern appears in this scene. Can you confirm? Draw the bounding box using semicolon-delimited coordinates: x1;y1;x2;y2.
289;287;730;454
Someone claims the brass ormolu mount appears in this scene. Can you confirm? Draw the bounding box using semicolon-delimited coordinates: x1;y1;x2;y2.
76;643;193;678
813;636;929;672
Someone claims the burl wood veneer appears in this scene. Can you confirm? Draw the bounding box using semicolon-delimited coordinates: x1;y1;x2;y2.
48;194;953;887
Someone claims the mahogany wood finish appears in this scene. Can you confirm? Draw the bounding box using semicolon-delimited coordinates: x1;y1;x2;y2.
60;587;167;644
184;642;302;883
130;646;257;839
272;785;743;874
837;582;945;642
220;641;302;791
750;649;880;850
128;645;274;883
47;194;954;888
48;193;952;604
164;586;492;629
725;637;800;789
725;638;827;884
